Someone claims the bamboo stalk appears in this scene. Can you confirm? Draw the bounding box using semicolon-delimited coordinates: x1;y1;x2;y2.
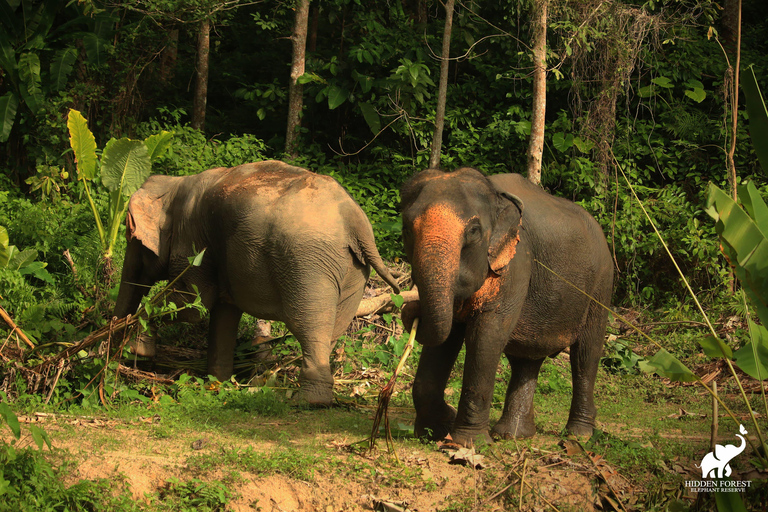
0;303;35;348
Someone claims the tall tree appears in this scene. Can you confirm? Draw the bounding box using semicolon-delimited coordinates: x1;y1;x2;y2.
285;0;311;157
429;0;455;169
526;0;547;186
191;17;211;131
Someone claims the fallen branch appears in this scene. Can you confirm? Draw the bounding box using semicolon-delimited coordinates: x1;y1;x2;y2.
0;302;35;349
369;317;419;456
355;289;418;317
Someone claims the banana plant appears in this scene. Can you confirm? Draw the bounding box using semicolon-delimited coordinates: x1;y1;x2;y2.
67;109;172;261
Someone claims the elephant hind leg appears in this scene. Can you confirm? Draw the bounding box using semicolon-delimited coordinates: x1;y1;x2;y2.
491;356;545;440
565;301;609;437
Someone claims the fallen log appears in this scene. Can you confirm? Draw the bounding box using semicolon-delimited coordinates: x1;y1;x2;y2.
355;289;418;317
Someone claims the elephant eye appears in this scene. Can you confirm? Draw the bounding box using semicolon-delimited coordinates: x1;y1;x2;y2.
465;221;482;243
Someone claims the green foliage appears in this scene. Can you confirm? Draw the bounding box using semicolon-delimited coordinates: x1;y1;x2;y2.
67;109;171;259
158;478;231;512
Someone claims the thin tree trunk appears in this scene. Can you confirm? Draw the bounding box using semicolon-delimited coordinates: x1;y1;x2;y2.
160;28;179;85
726;0;741;203
429;0;455;169
526;0;547;186
285;0;311;157
191;18;210;131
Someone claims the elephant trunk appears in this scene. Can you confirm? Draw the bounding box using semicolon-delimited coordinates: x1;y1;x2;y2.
411;238;460;347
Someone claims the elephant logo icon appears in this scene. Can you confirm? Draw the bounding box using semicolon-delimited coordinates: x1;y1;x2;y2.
697;424;748;479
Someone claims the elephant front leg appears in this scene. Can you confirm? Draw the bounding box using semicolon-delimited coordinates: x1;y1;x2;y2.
413;325;465;441
491;356;545;439
207;302;243;381
450;326;508;447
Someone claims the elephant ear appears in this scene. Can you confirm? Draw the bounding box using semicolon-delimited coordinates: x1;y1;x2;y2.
488;192;524;274
126;175;176;257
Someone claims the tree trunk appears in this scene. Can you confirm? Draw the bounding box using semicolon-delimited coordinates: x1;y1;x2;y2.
429;0;455;169
726;0;741;204
721;0;740;56
159;28;179;85
191;18;210;131
526;0;547;186
285;0;311;158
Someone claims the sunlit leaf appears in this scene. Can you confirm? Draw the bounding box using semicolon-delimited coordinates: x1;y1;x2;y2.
733;320;768;381
67;109;97;180
0;402;21;439
144;131;173;162
638;348;697;382
101;138;151;197
651;76;673;88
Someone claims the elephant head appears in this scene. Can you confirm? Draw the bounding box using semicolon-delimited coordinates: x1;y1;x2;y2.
400;168;524;346
113;174;182;319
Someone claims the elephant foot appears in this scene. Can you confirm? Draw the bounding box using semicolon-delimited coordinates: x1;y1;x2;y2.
565;418;595;438
451;428;493;448
129;334;156;357
415;403;457;441
491;419;536;440
298;378;334;407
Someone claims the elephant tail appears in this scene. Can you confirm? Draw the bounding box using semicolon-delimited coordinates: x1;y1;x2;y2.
349;224;401;295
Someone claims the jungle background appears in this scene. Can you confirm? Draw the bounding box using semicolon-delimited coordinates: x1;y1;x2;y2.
1;0;768;510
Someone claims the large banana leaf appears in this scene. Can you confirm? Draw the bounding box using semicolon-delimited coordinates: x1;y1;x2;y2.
18;52;44;113
0;92;19;143
707;183;768;324
50;47;78;91
67;109;97;180
100;138;151;197
743;65;768;175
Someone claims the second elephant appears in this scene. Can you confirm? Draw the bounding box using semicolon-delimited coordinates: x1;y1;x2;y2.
114;160;399;405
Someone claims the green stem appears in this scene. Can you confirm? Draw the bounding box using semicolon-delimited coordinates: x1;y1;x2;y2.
82;179;106;252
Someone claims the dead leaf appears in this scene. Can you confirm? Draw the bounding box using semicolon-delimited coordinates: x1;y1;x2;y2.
372;497;409;512
559;439;583;456
448;447;486;469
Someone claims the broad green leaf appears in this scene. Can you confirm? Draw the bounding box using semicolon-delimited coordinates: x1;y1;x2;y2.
327;85;348;110
573;137;594;153
359;102;380;134
391;293;405;309
18;52;44;113
19;261;55;284
733;320;768;381
50;47;77;91
707;183;768;323
553;132;574;153
714;488;748;512
67;109;97;180
651;76;673;88
684;88;706;103
0;402;21;439
9;248;38;271
0;226;10;267
29;424;52;450
144;131;173;162
738;182;768;238
638;348;697;382
101;138;151;197
743;65;768;175
698;335;733;359
0;26;17;82
0;92;18;143
83;32;106;66
638;85;655;98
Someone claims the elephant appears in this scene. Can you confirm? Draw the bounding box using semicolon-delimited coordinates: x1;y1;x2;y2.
114;160;399;405
697;424;748;478
400;167;613;446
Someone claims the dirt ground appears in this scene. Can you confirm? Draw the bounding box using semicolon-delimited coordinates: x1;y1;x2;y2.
8;404;702;512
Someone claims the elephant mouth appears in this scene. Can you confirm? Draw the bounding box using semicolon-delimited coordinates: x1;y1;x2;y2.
454;272;502;320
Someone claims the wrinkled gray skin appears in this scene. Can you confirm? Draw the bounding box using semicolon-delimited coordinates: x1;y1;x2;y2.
400;168;613;446
114;160;399;405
